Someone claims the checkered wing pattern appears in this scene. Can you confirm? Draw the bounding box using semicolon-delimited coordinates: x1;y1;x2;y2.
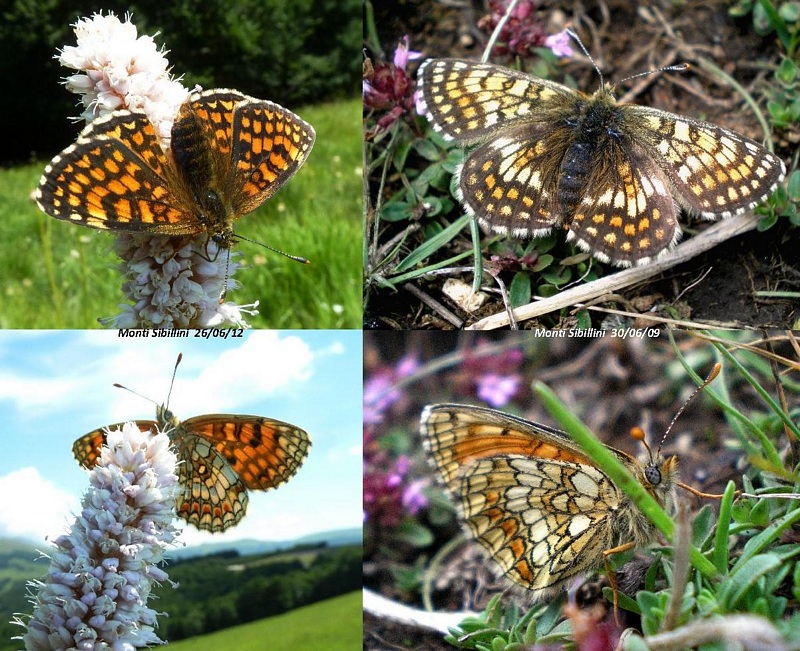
420;404;676;592
180;415;312;491
171;429;250;534
36;88;315;245
177;90;316;219
72;412;310;534
36;113;195;234
417;58;785;266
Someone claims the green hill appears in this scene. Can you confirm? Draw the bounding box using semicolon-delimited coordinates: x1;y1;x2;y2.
1;542;361;650
166;591;361;650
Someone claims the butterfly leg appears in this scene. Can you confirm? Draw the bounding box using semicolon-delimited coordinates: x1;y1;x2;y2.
602;541;636;625
677;481;739;499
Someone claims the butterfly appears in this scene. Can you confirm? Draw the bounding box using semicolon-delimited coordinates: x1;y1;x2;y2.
36;88;315;249
417;57;785;266
419;403;676;595
73;356;311;533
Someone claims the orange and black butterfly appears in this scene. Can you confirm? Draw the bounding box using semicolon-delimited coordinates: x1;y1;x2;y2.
36;89;315;249
73;354;311;533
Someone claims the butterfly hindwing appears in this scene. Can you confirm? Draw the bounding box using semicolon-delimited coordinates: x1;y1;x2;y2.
171;429;249;533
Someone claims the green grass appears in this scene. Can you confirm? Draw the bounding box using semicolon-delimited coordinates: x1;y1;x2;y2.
164;591;361;650
0;97;361;328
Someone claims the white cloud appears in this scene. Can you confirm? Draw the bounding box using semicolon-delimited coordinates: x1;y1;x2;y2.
0;374;77;411
327;443;362;462
188;332;314;409
0;467;79;542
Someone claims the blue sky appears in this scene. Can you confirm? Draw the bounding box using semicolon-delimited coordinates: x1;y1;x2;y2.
0;330;362;548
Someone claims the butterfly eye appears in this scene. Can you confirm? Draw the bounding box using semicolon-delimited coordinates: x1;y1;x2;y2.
644;464;662;486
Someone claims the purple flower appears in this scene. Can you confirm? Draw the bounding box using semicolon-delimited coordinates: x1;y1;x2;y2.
477;372;522;407
393;35;422;70
477;0;547;58
363;354;419;424
402;479;429;515
364;35;421;137
363;429;428;529
545;30;574;57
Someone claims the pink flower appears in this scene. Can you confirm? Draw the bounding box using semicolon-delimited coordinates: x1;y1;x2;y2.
17;423;179;649
364;35;422;137
545;30;574;57
477;0;547;58
477;372;522;407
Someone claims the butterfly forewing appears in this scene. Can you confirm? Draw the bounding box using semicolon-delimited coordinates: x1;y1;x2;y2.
36;113;193;234
181;415;311;490
227;99;316;214
421;404;595;493
418;58;576;142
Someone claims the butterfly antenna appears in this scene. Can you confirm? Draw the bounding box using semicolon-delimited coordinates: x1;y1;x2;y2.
656;362;722;456
112;353;184;412
565;26;604;87
112;383;159;408
619;63;691;85
630;426;655;464
234;233;310;265
219;257;231;303
165;353;183;412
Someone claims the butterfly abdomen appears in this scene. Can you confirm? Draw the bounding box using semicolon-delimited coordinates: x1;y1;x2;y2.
558;95;623;222
171;102;232;233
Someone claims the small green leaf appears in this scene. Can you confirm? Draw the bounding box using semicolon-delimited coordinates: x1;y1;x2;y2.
509;272;531;308
380;201;414;222
444;149;464;174
757;213;779;230
394;520;434;547
720;553;781;608
393;139;412;171
750;497;771;527
713;481;737;572
787;170;800;201
622;634;651;651
728;0;754;17
730;497;755;524
537;284;559;298
691;504;715;546
776;58;798;84
422;195;443;217
573;309;592;329
753;2;774;33
413;138;443;162
531;253;554;272
779;1;800;22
